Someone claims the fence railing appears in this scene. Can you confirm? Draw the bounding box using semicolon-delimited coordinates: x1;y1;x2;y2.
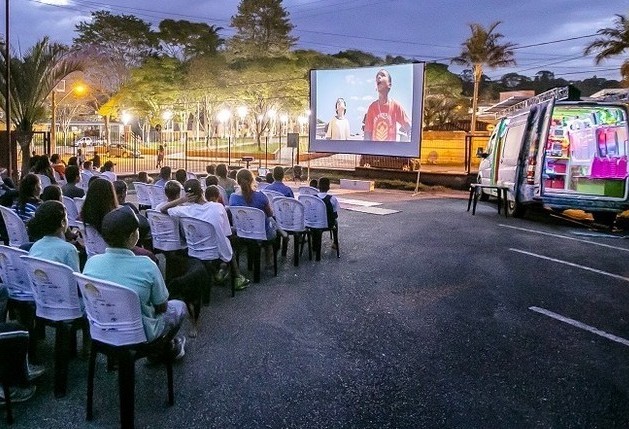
18;130;491;179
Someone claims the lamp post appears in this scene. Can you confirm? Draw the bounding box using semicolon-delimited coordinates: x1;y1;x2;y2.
279;113;288;160
237;106;247;146
4;0;11;179
51;82;86;155
121;111;133;172
162;110;173;145
217;109;231;165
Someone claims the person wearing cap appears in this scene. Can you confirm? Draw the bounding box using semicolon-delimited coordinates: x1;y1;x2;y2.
82;206;188;357
159;179;251;291
265;166;294;198
100;161;117;182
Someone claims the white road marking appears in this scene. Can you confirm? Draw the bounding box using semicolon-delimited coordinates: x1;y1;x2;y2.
529;306;629;347
509;248;629;282
500;224;629;252
336;197;381;207
342;206;399;215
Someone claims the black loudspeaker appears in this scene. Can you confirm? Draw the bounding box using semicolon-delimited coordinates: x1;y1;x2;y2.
287;133;299;148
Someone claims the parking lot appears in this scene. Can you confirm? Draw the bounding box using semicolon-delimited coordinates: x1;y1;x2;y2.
8;189;629;428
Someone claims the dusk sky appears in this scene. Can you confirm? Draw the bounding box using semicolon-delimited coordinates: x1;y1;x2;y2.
4;0;627;82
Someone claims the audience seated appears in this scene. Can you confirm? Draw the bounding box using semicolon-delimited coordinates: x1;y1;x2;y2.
265;166;294;198
40;185;62;202
61;166;85;198
82;207;188;355
154;167;172;188
100;161;117;182
12;174;42;223
216;164;237;198
137;171;153;184
161;179;250;291
175;169;187;186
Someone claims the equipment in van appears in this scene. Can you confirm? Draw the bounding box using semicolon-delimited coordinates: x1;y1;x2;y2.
476;86;629;223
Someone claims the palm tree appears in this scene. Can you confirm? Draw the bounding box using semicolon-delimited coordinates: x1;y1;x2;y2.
0;37;84;176
584;13;629;83
452;21;516;133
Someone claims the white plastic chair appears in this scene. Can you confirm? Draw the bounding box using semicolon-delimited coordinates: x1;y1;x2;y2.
217;185;229;206
62;196;81;229
133;182;153;210
186;172;197;180
74;273;175;428
0;245;34;301
231;206;278;282
272;197;311;266
53;170;67;186
298;195;339;260
20;255;85;397
146;210;186;252
73;197;85;214
78;172;91;191
262;189;284;203
148;185;167;209
35;174;52;189
0;206;30;248
82;223;107;259
298;186;319;196
178;216;235;298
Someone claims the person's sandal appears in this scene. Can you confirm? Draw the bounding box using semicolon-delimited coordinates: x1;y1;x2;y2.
234;275;250;291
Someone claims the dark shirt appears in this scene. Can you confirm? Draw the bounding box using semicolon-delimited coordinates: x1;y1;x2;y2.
61;183;85;199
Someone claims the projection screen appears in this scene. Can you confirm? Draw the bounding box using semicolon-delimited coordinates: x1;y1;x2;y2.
309;63;424;157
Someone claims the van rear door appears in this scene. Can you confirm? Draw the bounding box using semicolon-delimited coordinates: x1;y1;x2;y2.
497;112;528;188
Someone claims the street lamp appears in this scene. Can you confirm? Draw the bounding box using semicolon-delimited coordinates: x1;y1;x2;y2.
162;110;173;144
217;109;231;165
51;81;87;154
278;112;288;159
237;106;247;145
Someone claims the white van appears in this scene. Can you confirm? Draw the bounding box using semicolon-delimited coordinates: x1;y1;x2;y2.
477;89;629;222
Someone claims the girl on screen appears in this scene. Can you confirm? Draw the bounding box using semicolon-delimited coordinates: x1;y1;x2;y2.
325;98;351;140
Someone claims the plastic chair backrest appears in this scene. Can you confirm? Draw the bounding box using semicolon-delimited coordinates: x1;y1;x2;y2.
186;172;197;180
146;210;186;251
83;224;107;258
35;174;52;188
262;189;284;203
257;182;269;190
62;196;81;228
298;195;329;229
231;206;267;241
217;185;229;206
178;216;233;262
272;197;305;232
78;172;91;191
53;170;67;186
74;273;147;346
73;197;85;214
0;245;34;301
133;182;153;208
20;255;83;321
148;185;167;208
298;186;319;196
0;206;30;248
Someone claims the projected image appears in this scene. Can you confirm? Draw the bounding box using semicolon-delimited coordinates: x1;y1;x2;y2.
309;63;424;157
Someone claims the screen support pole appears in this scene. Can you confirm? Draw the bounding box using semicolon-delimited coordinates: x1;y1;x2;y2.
412;159;421;196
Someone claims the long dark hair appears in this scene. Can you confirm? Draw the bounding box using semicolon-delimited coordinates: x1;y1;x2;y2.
81;178;119;232
236;168;254;204
27;200;66;241
17;173;41;207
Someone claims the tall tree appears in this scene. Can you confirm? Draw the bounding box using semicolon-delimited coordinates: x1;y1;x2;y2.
584;12;629;84
73;11;159;68
229;0;297;59
452;21;516;133
158;19;224;61
0;37;83;175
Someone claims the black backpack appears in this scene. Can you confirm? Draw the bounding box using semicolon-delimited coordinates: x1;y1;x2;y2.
322;195;338;228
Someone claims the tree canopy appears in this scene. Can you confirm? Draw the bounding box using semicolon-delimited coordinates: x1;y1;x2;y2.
229;0;297;59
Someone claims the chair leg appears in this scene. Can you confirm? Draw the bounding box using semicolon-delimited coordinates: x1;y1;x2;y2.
54;322;70;398
251;242;261;283
313;230;323;261
333;227;340;258
281;236;289;257
2;382;13;425
86;344;97;421
293;234;300;267
118;351;136;429
166;360;174;406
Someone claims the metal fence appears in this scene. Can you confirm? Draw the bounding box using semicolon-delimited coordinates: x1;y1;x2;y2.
19;129;491;179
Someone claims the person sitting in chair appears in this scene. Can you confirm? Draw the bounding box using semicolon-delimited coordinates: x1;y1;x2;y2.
82;206;188;356
265;166;294;198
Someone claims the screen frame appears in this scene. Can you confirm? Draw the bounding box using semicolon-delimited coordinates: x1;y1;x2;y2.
308;63;425;157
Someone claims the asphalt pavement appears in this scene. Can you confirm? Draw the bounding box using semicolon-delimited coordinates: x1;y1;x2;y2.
7;187;629;428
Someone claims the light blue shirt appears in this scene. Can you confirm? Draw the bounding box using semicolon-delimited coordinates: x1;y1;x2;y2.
29;235;80;272
82;248;169;341
266;181;294;198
